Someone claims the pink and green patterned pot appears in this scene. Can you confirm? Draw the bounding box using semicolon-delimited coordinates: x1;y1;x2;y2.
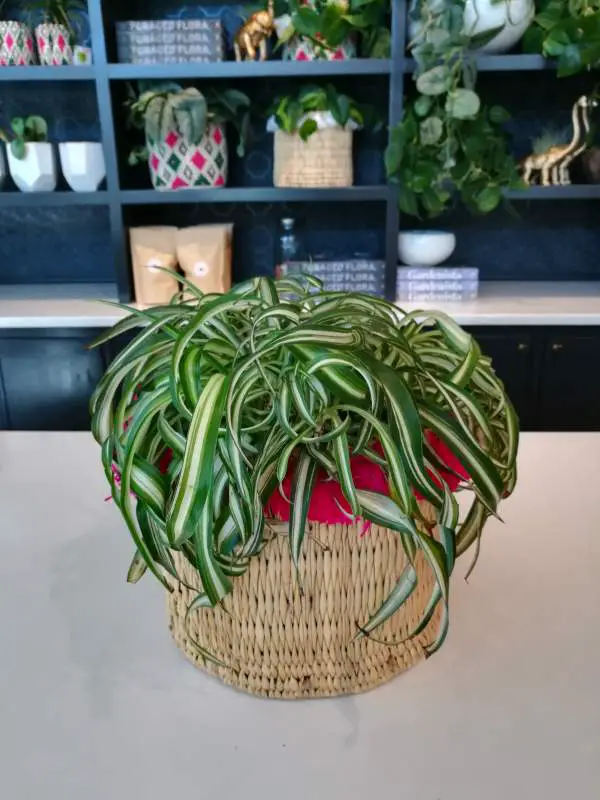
147;124;228;191
0;22;35;66
35;23;73;66
283;35;356;61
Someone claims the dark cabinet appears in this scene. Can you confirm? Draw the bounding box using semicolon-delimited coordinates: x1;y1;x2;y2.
467;330;539;430
0;330;105;431
0;325;599;432
539;333;600;431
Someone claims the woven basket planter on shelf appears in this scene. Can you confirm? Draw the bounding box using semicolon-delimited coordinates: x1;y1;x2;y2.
147;123;228;190
0;22;35;65
167;502;441;699
283;35;356;61
35;23;72;65
274;128;353;188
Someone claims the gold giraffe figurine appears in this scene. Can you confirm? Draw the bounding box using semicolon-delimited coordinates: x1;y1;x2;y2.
234;0;275;62
522;95;598;187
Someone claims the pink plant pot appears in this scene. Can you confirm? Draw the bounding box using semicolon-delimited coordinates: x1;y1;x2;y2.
146;124;228;191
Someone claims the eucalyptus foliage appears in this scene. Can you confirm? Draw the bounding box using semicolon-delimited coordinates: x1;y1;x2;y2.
91;278;518;663
386;0;523;216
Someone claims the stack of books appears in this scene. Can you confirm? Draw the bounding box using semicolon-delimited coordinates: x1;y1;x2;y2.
285;260;386;297
396;267;479;302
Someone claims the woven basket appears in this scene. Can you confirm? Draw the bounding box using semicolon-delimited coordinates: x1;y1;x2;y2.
274;129;353;188
167;505;442;699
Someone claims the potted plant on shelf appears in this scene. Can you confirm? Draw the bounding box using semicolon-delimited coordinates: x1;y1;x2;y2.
126;82;251;191
268;83;379;187
0;1;36;65
26;0;84;65
408;0;534;55
389;1;523;216
273;0;389;60
1;115;57;192
522;0;600;76
58;140;106;192
90;276;518;698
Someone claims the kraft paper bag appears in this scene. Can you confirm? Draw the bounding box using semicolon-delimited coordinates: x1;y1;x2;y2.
129;226;180;306
175;224;233;296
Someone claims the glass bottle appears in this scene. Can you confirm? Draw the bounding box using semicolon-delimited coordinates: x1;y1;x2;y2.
275;217;301;279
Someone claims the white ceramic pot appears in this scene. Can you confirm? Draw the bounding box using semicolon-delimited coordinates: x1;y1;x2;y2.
59;142;106;192
0;145;6;190
409;0;534;54
7;142;57;192
398;230;456;266
463;0;534;53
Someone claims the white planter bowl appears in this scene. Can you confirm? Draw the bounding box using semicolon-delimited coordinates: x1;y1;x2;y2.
463;0;534;54
409;0;534;54
59;142;106;192
398;231;456;266
7;142;57;192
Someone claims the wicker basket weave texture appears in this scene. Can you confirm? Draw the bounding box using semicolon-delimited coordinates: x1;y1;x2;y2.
273;129;353;188
167;511;442;699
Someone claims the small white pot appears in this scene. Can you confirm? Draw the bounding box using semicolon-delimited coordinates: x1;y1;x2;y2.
463;0;535;53
59;142;106;192
0;145;6;190
398;230;456;266
7;142;57;192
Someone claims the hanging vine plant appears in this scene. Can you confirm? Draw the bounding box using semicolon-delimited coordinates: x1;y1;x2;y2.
385;0;523;217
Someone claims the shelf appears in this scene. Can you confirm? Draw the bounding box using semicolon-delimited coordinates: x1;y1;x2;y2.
0;283;119;329
0;66;95;81
0;191;109;207
120;186;391;204
405;54;550;73
395;282;600;327
505;185;600;201
2;281;599;329
108;59;391;80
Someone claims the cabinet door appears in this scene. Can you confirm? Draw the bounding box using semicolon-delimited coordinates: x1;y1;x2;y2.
467;329;539;431
0;333;105;431
539;332;600;431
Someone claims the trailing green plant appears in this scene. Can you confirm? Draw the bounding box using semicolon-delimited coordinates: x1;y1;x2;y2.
523;0;600;77
270;83;379;140
386;0;523;216
24;0;86;42
0;115;48;159
90;276;518;663
271;0;390;57
126;82;252;164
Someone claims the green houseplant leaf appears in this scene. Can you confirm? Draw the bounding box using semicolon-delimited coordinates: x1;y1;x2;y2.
91;278;518;663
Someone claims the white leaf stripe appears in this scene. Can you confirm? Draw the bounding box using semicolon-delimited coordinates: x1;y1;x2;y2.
289;451;317;572
358;564;417;636
420;405;504;510
194;489;231;605
168;373;228;547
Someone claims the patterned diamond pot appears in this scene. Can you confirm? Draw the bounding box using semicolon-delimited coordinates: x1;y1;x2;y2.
283;35;356;61
35;23;73;66
146;124;228;191
0;21;35;66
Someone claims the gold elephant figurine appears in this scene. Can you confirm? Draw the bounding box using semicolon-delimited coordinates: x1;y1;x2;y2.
234;0;275;62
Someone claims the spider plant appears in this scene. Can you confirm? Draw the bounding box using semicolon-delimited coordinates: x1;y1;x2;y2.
90;277;518;663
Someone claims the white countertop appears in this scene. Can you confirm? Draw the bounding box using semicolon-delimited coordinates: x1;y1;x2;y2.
1;281;600;327
2;431;599;799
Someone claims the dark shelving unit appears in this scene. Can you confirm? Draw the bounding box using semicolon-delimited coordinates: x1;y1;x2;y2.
0;0;598;302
